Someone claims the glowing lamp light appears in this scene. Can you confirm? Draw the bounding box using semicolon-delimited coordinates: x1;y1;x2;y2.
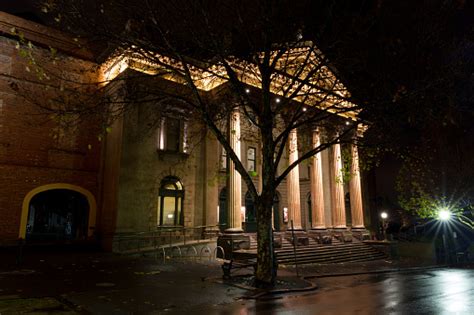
380;212;388;219
302;107;307;112
438;209;451;221
245;88;250;93
345;121;350;125
275;98;281;103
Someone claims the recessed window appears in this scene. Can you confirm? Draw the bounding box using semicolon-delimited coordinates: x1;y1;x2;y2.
220;147;227;170
247;147;256;172
158;176;184;226
157;117;188;153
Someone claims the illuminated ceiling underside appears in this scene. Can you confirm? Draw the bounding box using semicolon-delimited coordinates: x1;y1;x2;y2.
100;46;358;120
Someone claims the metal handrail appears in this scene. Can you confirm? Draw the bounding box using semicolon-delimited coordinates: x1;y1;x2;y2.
112;224;222;254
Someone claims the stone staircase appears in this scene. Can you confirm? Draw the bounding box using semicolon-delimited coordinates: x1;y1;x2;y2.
242;234;387;265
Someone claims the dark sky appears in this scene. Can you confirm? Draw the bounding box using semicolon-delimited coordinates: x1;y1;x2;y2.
1;0;472;210
0;0;44;23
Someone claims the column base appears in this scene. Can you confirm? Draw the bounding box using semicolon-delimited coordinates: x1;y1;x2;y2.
350;227;371;241
331;227;352;243
308;229;332;244
202;226;220;239
224;228;244;234
217;233;250;260
285;230;309;246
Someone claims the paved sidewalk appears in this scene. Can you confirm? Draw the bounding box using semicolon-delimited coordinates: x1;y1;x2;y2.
0;247;448;314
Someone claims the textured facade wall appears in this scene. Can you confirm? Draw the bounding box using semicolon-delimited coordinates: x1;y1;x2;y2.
113;101;204;233
0;28;102;242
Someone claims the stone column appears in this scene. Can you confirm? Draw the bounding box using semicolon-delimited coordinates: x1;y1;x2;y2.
331;136;346;228
226;110;243;233
204;133;219;234
286;129;302;230
349;141;365;228
310;129;326;229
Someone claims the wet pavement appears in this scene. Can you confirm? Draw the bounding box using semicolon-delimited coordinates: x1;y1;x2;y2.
0;247;473;314
0;248;247;314
213;268;474;314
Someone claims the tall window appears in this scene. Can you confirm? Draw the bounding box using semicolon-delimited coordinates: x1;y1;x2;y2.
220;147;227;170
158;177;184;226
247;146;256;172
157;117;188;153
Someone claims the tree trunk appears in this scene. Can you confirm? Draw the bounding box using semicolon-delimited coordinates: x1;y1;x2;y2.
254;195;276;287
254;117;277;287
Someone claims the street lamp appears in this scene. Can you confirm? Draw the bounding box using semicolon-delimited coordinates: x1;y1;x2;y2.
380;211;388;241
437;207;452;264
438;208;451;221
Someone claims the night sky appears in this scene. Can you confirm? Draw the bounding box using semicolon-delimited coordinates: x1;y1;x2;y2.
1;0;472;214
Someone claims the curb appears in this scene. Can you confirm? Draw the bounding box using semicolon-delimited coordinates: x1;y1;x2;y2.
304;265;447;279
211;275;318;299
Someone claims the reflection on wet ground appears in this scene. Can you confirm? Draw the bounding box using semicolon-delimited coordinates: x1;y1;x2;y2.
215;268;474;315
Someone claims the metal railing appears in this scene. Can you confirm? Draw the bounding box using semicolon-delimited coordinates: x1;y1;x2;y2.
112;225;222;256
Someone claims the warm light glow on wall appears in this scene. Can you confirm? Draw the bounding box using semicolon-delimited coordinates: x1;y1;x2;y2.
99;47;359;119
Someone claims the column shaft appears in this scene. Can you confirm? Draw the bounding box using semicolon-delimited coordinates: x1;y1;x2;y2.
310;129;326;229
349;143;365;228
287;129;302;229
331;140;346;228
204;133;219;229
226;110;243;232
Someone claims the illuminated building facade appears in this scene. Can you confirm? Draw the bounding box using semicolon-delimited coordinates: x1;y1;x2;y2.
0;12;371;249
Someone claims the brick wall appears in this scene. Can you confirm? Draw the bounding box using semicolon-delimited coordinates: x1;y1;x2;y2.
0;24;103;242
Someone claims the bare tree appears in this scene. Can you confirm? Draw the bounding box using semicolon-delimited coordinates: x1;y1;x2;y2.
9;0;374;287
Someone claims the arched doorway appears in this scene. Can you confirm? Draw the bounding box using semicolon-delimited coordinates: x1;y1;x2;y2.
218;187;227;232
245;191;256;232
158;176;184;226
26;189;89;241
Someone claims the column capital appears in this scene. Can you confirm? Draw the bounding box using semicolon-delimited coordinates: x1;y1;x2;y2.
356;124;368;138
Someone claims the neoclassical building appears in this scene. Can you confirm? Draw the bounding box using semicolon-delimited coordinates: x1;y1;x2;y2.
0;11;373;249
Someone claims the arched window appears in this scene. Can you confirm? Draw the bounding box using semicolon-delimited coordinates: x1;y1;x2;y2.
158;177;184;226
